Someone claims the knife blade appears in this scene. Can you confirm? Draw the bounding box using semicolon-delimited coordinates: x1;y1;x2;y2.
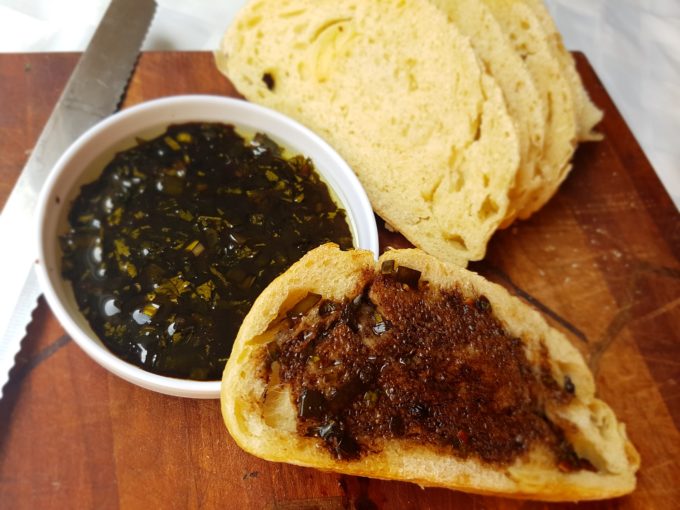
0;0;156;399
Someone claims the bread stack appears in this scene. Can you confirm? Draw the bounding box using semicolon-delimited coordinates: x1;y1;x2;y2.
216;0;602;267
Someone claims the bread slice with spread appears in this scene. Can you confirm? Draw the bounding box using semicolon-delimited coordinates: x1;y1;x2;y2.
217;0;520;267
221;244;639;501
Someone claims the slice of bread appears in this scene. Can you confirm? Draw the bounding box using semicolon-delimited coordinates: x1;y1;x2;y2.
430;0;546;226
217;0;520;266
480;0;578;220
222;244;640;501
519;0;604;142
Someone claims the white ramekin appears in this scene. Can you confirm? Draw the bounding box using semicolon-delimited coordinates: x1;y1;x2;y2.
35;95;378;399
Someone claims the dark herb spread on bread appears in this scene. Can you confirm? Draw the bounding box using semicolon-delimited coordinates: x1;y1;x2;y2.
265;262;592;469
61;122;353;380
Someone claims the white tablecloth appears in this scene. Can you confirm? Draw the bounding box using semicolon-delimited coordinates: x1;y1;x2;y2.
1;0;678;210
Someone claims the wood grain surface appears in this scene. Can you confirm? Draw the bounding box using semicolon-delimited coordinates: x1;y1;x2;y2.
0;52;678;510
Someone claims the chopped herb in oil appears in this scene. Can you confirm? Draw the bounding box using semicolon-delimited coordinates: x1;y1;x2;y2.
61;122;353;380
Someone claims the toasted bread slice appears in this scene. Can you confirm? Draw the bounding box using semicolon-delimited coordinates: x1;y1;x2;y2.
217;0;519;266
221;244;639;501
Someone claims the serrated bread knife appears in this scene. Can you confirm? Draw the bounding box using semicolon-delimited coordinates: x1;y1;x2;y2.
0;0;156;399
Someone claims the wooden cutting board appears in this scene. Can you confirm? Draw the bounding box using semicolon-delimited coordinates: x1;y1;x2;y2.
0;52;678;510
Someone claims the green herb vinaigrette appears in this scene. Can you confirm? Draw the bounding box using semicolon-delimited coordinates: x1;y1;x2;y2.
61;123;353;380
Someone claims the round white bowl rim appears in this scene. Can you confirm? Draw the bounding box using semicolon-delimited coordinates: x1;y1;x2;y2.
35;94;378;399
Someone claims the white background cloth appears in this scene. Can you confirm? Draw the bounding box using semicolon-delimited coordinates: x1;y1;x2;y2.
1;0;678;210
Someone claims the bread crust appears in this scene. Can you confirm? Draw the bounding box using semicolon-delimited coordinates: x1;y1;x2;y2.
222;244;639;501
